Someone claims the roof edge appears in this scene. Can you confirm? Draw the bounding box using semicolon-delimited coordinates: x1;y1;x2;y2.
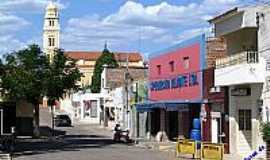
208;7;239;23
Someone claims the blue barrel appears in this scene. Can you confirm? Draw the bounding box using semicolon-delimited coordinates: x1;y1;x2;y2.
190;129;201;141
193;118;201;129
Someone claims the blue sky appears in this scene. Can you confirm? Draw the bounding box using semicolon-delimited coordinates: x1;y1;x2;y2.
0;0;261;57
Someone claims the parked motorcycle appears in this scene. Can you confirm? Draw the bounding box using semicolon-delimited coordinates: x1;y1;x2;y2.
112;124;130;143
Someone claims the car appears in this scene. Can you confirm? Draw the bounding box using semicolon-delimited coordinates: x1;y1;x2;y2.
54;114;72;127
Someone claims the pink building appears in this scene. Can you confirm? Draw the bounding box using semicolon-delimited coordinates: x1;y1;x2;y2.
137;35;206;141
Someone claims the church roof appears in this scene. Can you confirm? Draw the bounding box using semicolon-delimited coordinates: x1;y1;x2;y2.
64;51;143;62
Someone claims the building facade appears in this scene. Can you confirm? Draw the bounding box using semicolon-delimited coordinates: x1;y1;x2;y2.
71;92;102;124
136;35;228;146
100;66;148;129
65;51;144;87
209;6;270;158
137;35;206;141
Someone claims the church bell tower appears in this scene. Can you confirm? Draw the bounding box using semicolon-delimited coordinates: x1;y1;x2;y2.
43;1;60;61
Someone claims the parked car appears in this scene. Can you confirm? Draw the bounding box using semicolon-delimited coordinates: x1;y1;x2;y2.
54;114;72;127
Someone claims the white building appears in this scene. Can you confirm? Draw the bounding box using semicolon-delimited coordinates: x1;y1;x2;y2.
101;65;147;130
71;92;103;124
43;1;60;60
209;5;270;159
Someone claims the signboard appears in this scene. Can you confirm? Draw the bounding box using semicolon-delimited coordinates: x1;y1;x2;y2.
149;34;205;101
176;139;197;156
201;142;224;160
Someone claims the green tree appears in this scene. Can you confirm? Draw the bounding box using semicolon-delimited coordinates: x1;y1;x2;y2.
44;49;82;106
91;47;118;93
0;45;81;136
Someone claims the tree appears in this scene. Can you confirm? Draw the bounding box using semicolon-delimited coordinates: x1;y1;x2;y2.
261;122;270;158
91;47;118;93
0;45;81;136
44;49;82;106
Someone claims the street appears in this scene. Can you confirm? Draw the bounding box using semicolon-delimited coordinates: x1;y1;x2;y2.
13;109;175;160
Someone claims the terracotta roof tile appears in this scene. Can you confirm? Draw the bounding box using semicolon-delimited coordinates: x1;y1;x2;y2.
65;51;143;62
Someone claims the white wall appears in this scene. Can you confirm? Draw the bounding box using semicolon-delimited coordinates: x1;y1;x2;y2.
215;6;263;37
215;12;244;36
229;84;265;158
110;87;125;125
215;63;264;86
258;6;270;123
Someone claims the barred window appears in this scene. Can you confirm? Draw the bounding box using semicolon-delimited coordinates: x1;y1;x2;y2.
239;109;251;130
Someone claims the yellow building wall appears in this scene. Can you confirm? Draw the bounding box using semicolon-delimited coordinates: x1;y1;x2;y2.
76;60;144;87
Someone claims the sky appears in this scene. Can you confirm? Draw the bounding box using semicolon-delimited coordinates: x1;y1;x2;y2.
0;0;263;58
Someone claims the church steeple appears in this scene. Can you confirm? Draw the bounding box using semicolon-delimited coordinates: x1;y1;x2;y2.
43;1;60;61
103;41;109;53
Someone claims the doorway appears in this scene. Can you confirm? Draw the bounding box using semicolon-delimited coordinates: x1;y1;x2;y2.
168;111;178;140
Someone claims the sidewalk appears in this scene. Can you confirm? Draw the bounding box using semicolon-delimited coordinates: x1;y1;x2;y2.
135;140;252;160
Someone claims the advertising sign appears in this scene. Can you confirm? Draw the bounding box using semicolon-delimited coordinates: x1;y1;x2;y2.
149;34;205;102
176;139;197;156
201;142;224;160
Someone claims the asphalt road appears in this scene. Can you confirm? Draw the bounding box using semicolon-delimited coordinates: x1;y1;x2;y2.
13;109;175;160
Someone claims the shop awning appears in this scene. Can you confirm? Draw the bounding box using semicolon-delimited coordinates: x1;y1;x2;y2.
136;102;189;112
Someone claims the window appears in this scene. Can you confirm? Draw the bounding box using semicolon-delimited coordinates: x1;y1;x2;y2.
101;78;105;88
183;57;190;69
157;65;161;75
49;20;55;26
266;59;270;71
48;37;55;47
239;109;251;130
169;61;174;72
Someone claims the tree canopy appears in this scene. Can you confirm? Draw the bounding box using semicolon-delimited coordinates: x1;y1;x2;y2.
91;47;118;93
0;44;82;135
44;49;82;105
0;45;48;104
0;44;81;104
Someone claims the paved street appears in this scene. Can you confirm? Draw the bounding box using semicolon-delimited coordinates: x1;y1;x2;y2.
13;109;175;160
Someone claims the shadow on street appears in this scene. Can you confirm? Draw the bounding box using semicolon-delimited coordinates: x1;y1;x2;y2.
13;126;118;158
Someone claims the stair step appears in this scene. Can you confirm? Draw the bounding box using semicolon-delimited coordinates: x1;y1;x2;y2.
0;154;11;160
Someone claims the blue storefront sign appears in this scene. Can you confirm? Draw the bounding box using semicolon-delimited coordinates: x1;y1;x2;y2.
150;72;199;91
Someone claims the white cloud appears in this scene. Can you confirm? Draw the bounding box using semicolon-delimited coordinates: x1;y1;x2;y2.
62;0;241;52
0;0;67;55
0;35;26;54
175;27;212;44
0;13;30;35
104;0;240;28
0;0;67;14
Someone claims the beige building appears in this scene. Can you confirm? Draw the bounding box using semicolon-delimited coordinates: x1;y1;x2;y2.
64;51;144;87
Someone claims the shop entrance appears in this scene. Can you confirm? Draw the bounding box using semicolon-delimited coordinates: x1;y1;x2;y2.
167;111;178;140
150;109;160;137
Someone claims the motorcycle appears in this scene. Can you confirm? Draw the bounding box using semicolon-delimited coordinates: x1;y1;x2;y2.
112;124;130;143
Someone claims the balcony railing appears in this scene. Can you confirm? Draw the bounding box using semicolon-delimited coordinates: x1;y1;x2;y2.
215;50;258;69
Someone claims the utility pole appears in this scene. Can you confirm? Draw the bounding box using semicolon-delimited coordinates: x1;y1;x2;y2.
124;54;130;129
